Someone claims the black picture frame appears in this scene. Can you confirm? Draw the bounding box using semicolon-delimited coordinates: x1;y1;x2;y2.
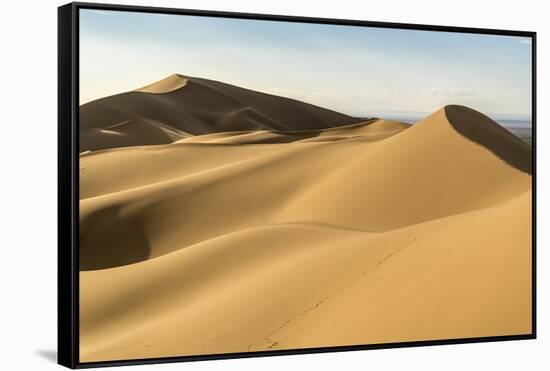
58;2;537;369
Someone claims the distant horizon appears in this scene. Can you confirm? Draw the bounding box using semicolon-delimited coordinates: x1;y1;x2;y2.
356;109;532;123
79;72;533;123
80;9;533;118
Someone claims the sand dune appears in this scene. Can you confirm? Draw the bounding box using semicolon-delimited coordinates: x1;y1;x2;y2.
79;77;532;362
79;74;360;152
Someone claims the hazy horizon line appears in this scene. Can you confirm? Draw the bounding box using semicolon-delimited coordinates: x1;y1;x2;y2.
79;74;532;123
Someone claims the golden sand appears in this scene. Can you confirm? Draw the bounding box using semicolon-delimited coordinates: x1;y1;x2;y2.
78;77;532;362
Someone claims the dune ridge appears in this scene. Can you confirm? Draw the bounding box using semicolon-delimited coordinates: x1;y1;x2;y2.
79;76;532;362
79;74;361;152
134;74;189;93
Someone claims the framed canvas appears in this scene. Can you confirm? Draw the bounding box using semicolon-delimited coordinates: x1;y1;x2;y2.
58;2;536;368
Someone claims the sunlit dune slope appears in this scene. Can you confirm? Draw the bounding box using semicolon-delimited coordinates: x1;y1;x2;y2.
79;105;530;269
79;94;532;362
80;191;532;361
134;74;189;93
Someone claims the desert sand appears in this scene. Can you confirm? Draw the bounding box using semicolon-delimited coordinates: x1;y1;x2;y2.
79;75;532;362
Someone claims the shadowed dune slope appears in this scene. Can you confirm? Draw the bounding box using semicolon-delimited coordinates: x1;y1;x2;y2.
80;74;361;151
79;98;532;361
81;119;191;152
444;105;532;174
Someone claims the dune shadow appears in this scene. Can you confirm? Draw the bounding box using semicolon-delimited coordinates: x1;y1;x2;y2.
79;74;362;151
444;105;532;175
80;205;151;271
36;349;56;363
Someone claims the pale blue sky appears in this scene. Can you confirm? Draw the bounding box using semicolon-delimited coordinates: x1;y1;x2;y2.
80;9;532;119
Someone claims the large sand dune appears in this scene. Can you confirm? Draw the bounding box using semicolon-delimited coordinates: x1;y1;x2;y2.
79;77;532;362
79;74;360;152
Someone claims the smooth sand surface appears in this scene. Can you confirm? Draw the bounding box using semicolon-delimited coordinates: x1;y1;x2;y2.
79;78;532;362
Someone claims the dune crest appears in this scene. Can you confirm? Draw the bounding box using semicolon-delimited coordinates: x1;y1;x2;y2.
79;77;532;362
134;74;189;93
